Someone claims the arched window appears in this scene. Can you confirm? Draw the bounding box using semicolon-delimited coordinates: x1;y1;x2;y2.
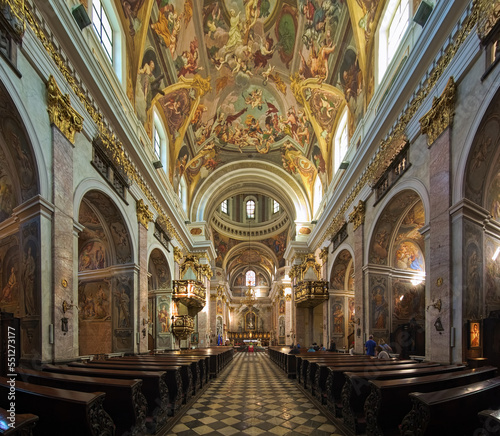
273;200;280;214
377;0;410;83
246;200;255;219
334;108;349;173
246;270;256;287
313;176;323;216
90;0;124;83
178;176;187;212
153;110;168;172
221;199;228;214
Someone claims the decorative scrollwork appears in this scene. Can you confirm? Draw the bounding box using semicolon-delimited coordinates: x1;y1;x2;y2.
136;199;153;229
364;387;383;436
88;396;115;436
348;200;366;231
131;382;148;436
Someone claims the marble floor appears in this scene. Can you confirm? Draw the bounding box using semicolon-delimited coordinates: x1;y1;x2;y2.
165;352;345;436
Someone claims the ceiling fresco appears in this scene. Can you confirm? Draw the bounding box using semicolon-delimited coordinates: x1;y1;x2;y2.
120;0;392;214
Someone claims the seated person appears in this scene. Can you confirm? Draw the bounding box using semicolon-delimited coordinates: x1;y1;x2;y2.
379;339;393;353
307;345;316;352
374;345;390;359
289;345;300;354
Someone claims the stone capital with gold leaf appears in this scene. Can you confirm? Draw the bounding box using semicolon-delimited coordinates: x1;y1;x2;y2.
349;200;366;231
136;199;153;229
46;75;83;144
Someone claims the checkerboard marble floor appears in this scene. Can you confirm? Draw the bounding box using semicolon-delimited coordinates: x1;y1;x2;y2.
166;352;345;435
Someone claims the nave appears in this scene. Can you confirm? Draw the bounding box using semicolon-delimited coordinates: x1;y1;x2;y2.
167;353;343;436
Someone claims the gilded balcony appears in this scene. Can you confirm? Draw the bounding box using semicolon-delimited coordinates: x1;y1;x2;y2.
171;315;195;340
294;281;329;308
172;280;206;313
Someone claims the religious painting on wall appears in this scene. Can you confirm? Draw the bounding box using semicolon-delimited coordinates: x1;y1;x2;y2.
278;316;285;345
79;282;111;321
157;296;170;334
370;276;388;331
217;298;223;315
246;311;256;331
331;297;344;336
468;320;481;349
279;298;285;314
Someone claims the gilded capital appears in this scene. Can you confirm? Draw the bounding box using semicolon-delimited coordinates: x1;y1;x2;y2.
46;75;83;144
136;199;153;229
475;0;500;42
173;246;183;263
349;200;366;231
200;264;213;279
285;294;292;301
319;247;329;265
419;77;456;147
0;0;26;38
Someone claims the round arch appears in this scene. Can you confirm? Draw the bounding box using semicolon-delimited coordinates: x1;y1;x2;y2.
190;161;312;224
74;178;137;259
365;181;429;266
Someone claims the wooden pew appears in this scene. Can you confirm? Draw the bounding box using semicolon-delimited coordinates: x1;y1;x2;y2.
0;407;38;436
0;377;114;436
399;376;500;436
43;364;173;431
72;360;193;404
115;356;205;392
16;368;147;436
364;366;498;436
324;361;427;417
341;364;465;434
478;408;500;436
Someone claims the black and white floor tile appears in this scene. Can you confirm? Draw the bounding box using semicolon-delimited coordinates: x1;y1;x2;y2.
166;352;344;435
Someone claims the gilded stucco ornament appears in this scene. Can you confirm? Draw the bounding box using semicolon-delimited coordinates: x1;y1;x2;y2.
46;75;83;144
200;264;213;279
349;200;366;231
136;199;153;229
173;246;183;264
319;247;328;265
419;77;456;147
1;0;25;38
475;0;500;42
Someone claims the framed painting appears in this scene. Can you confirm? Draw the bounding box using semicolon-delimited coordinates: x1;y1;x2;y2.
468;320;481;349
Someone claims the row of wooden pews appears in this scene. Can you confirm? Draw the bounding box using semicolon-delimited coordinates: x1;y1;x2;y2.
0;347;233;436
268;346;500;436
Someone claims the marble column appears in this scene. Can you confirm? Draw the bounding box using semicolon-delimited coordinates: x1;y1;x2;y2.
420;77;456;363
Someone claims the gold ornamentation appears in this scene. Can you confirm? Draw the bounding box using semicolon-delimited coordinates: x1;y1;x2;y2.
172;280;206;313
319;247;328;265
179;253;202;280
173;246;183;264
46;75;83;144
294;281;329;308
200;264;213;279
1;0;25;37
475;0;500;42
419;77;456;147
210;294;217;301
61;279;68;288
349;200;366;231
436;277;443;287
371;134;407;185
285;294;292;301
136;199;153;229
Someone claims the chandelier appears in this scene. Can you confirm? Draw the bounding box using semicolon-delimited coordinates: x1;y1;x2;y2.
242;219;256;307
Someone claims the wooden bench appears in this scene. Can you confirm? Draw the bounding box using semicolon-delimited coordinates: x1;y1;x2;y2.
72;360;193;404
324;361;426;417
399;376;500;436
365;366;498;436
0;377;114;436
43;364;173;431
0;407;38;435
341;364;465;434
478;408;500;436
16;367;147;436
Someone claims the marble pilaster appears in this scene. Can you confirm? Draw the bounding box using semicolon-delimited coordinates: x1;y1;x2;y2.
427;128;452;363
352;218;365;354
51;126;77;361
137;221;149;354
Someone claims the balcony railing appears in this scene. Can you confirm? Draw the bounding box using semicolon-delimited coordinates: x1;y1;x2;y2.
172;280;206;313
294;281;329;308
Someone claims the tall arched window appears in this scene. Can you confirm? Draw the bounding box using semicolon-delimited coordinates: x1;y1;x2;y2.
334;108;349;173
90;0;124;83
377;0;410;83
153;110;168;173
178;176;187;212
246;200;255;219
246;270;256;286
313;176;323;216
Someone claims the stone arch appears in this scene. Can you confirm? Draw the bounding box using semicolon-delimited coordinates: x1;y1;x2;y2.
77;189;135;356
366;189;427;355
329;248;354;292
